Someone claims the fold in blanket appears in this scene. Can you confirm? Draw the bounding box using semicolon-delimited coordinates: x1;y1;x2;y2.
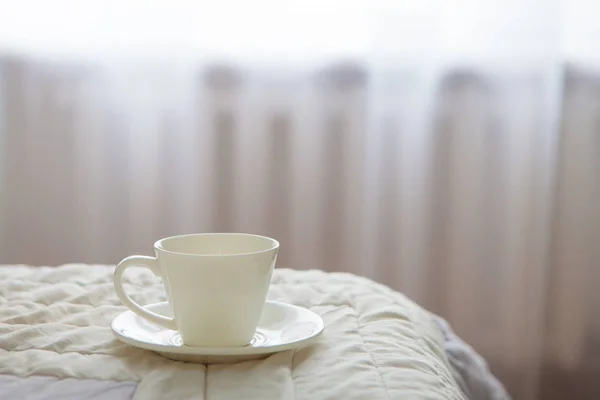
0;374;137;400
433;316;511;400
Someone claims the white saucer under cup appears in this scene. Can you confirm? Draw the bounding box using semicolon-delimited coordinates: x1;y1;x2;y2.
111;300;324;364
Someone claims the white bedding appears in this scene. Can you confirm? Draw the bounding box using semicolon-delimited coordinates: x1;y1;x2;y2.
0;265;465;399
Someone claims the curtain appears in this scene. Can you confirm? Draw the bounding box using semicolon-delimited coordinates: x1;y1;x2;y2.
1;1;599;399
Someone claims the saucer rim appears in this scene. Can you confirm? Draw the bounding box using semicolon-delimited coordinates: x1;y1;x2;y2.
111;300;324;356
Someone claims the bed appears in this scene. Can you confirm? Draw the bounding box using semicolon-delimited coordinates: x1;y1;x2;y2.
0;264;508;399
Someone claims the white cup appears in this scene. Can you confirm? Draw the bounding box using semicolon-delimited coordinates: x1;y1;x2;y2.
114;233;279;347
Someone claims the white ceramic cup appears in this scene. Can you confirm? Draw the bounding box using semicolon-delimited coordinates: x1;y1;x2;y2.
114;233;279;347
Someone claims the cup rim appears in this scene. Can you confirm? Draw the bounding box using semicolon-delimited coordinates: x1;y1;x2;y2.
154;233;279;257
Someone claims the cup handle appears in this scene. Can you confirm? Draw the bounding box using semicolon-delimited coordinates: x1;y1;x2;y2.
114;255;177;330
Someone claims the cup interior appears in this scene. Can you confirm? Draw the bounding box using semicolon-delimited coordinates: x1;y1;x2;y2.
155;233;278;256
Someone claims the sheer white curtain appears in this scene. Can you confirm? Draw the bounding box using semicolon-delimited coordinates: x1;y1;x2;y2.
1;1;599;399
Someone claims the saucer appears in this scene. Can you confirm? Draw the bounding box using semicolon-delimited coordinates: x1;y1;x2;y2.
111;300;324;364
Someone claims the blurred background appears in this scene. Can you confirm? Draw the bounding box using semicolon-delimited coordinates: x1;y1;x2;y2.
0;0;598;398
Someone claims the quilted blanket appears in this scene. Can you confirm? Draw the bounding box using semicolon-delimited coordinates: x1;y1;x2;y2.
0;265;465;399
